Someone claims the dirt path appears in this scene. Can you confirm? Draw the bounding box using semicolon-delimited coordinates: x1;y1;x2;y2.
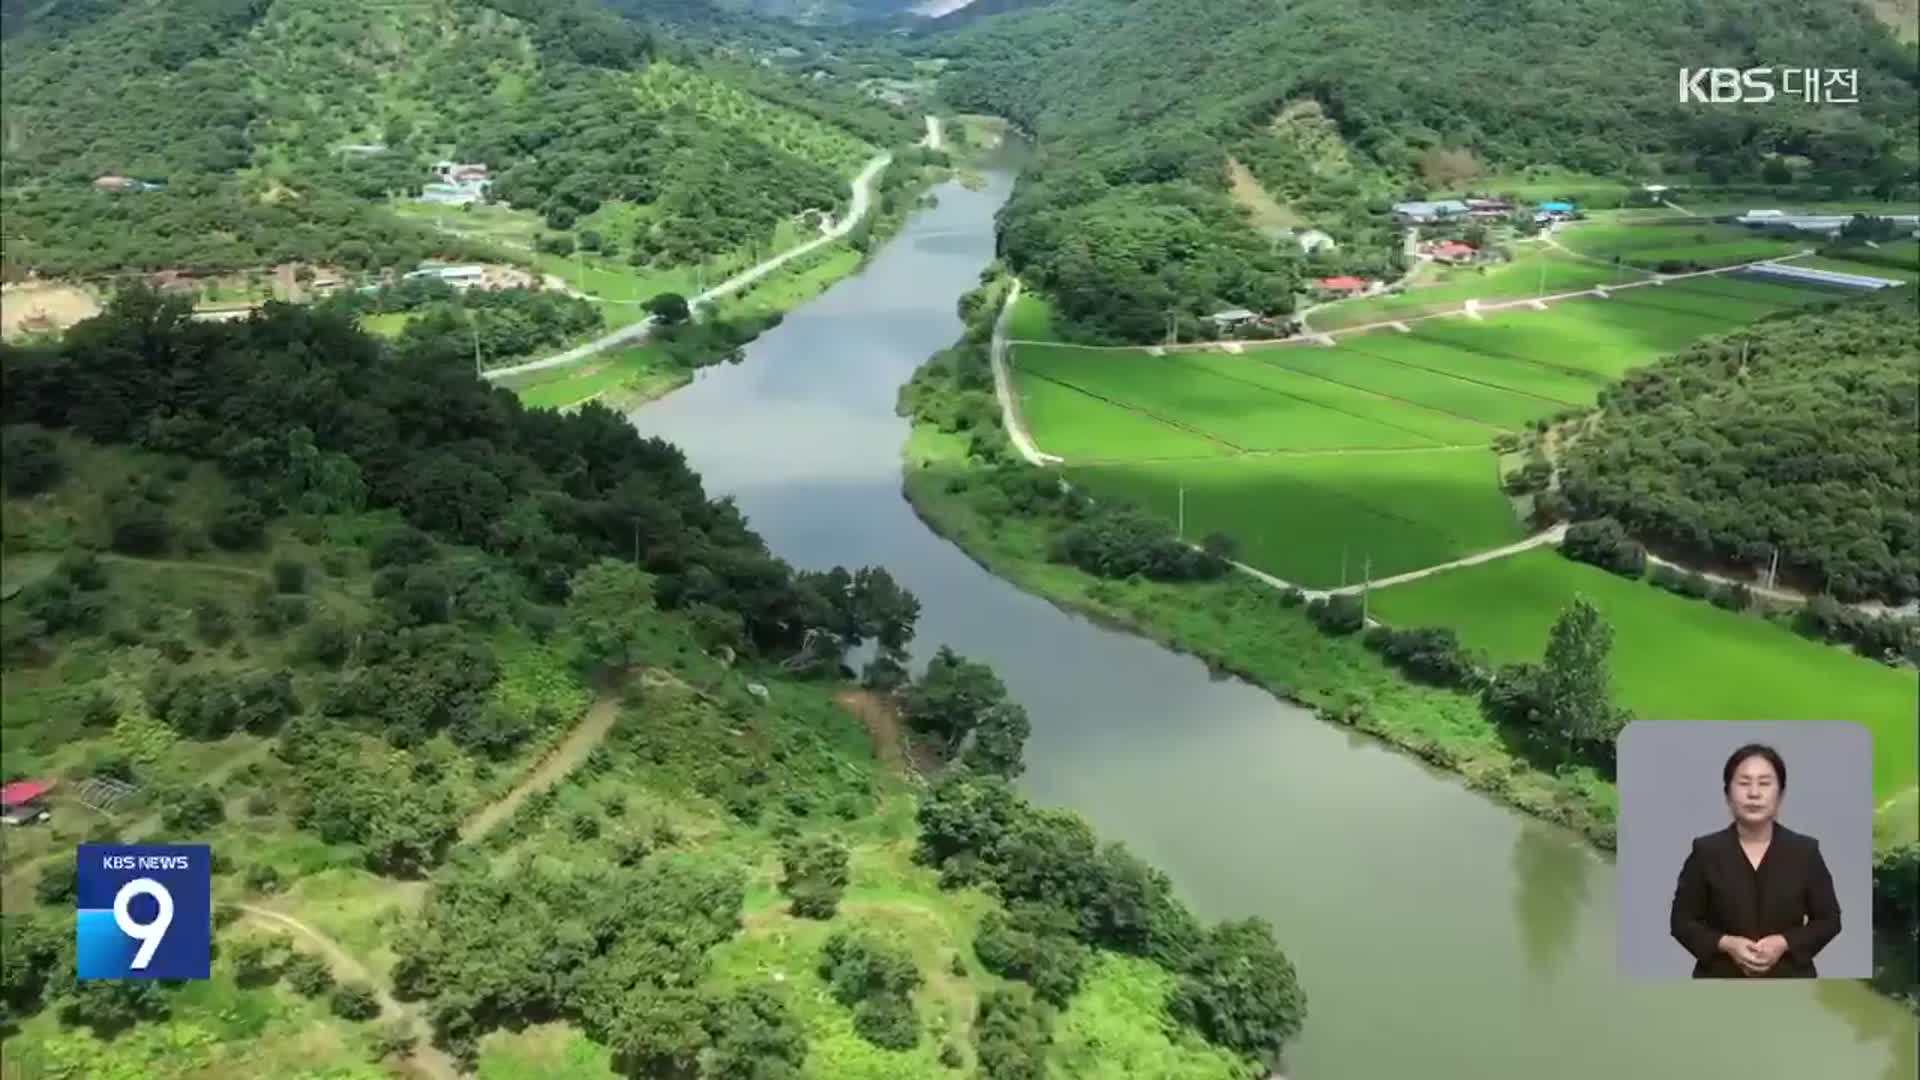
835;688;921;782
459;693;620;844
98;553;269;581
990;279;1062;467
237;903;457;1080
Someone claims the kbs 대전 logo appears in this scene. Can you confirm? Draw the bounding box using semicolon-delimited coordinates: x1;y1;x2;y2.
1679;67;1859;104
75;845;211;980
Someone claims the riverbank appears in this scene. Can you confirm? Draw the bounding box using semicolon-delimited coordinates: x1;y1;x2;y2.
899;298;1920;1007
899;422;1623;847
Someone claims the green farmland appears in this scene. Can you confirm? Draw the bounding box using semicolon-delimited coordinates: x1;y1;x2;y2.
1368;549;1920;804
1014;345;1452;451
1014;271;1844;589
1555;218;1808;268
1310;251;1641;330
1070;448;1519;585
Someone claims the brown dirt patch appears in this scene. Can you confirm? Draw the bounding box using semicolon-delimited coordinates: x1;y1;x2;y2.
1;283;100;338
1225;158;1302;230
835;688;928;780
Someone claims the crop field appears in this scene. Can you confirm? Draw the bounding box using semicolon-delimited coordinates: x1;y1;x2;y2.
1014;272;1843;586
1234;344;1568;429
1368;550;1920;802
1311;252;1639;330
1015;373;1232;460
1405;298;1739;380
1015;345;1450;451
1068;448;1518;585
1782;248;1920;284
1328;331;1607;407
1556;219;1806;268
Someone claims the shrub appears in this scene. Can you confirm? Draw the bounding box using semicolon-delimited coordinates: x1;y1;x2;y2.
1;426;64;494
330;982;382;1020
161;786;226;833
1711;582;1753;611
106;488;173;554
1561;518;1646;578
973;905;1090;1006
273;559;308;594
371;1020;415;1059
193;599;234;645
36;861;78;905
1305;594;1365;635
818;929;921;1048
57;550;108;591
285;952;335;996
244;863;283;894
780;836;851;920
209;498;268;550
1362;625;1483;688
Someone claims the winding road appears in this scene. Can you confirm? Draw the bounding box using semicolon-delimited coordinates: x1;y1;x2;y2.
481;150;895;382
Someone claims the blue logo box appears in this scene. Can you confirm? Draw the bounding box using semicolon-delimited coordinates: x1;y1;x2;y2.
76;844;211;980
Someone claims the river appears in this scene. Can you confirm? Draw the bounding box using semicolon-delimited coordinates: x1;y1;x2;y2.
629;165;1917;1079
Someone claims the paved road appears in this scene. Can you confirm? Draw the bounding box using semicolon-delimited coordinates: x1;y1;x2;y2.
481;150;895;381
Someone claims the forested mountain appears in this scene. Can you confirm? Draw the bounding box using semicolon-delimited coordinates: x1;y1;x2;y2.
1558;286;1920;604
0;0;917;279
919;0;1920;340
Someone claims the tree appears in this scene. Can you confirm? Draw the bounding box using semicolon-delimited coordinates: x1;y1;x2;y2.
1168;918;1308;1060
779;836;850;919
568;559;656;670
962;701;1031;779
817;928;922;1049
161;785;226;833
705;987;806;1080
286;952;335;996
603;987;708;1078
901;646;1008;758
1;426;63;494
973;905;1090;1006
1537;597;1626;764
330;981;382;1020
58;977;171;1036
647;292;691;326
973;987;1052;1080
1561;519;1646;578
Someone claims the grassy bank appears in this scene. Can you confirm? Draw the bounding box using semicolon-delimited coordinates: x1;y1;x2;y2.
900;425;1622;847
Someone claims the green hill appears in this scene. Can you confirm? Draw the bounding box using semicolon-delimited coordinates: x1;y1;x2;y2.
919;0;1920;341
0;291;1304;1076
0;0;917;280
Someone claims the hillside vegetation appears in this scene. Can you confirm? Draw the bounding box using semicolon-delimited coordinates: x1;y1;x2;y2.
0;293;1304;1077
922;0;1919;340
1558;286;1920;603
0;0;916;279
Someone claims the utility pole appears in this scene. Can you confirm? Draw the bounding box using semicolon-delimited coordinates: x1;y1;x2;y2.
1177;484;1186;539
632;518;641;565
1340;544;1349;588
466;309;482;375
1361;555;1373;623
1537;254;1546;299
1766;545;1780;591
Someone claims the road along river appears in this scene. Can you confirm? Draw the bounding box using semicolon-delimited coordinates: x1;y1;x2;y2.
626;164;1916;1079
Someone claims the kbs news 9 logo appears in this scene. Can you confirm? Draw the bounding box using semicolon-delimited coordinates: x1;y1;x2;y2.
75;845;211;980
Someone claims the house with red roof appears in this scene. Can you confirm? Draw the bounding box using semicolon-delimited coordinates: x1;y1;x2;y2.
1428;240;1478;264
1;779;55;825
1315;275;1371;294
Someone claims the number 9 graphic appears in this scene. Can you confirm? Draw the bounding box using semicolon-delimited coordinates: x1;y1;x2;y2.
112;878;174;970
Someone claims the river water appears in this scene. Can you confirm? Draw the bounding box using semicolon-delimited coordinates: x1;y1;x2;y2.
630;167;1916;1078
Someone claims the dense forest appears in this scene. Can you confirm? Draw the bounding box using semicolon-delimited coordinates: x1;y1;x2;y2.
920;0;1919;341
0;0;917;280
0;291;1306;1074
1556;286;1920;604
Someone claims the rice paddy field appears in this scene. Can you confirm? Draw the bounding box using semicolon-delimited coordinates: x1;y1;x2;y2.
1555;218;1809;269
1367;549;1920;805
1010;269;1843;586
1310;251;1641;330
1069;448;1519;585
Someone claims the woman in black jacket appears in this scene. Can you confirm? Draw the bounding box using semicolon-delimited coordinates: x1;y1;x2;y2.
1669;743;1842;978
